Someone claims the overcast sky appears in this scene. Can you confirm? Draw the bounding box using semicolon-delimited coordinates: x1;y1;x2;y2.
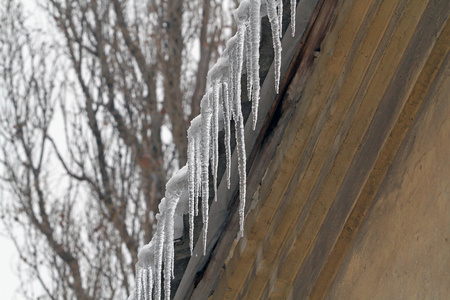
0;234;21;299
1;1;45;299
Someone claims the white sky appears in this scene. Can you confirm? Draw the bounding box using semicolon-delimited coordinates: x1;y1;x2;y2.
1;1;45;299
0;234;21;300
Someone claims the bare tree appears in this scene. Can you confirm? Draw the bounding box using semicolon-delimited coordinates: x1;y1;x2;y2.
0;0;234;298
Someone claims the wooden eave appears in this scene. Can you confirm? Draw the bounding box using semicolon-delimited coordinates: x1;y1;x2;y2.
174;0;449;299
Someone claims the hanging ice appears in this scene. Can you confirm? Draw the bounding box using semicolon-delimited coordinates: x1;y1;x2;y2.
136;252;154;300
207;64;222;204
130;0;302;297
226;36;238;120
233;1;248;120
278;0;283;37
187;116;202;254
195;136;201;216
221;82;231;188
249;0;261;130
163;166;188;300
200;97;212;255
187;129;196;254
291;0;296;36
154;199;166;300
265;0;282;93
244;25;253;103
136;242;155;299
146;267;153;300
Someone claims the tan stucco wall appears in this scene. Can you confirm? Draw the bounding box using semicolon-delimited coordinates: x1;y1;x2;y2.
327;59;450;299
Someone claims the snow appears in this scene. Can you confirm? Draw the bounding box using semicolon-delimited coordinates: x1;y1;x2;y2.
130;0;299;298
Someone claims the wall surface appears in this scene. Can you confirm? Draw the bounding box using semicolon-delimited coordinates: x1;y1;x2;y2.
327;51;450;300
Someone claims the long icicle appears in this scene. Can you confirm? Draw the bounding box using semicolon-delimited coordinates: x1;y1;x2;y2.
154;201;166;300
235;100;247;236
226;36;238;120
194;135;201;216
147;266;153;299
233;4;248;235
291;0;296;36
163;166;188;300
212;81;220;202
136;267;142;300
141;268;147;300
221;81;232;189
200;97;212;255
163;204;176;300
250;0;261;130
187;127;196;254
187;116;201;254
265;0;282;93
245;25;253;102
278;0;283;37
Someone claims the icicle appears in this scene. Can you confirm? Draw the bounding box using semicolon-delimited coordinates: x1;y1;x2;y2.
141;268;147;299
163;167;188;300
226;36;238;120
245;25;253;102
147;266;154;300
231;3;250;234
136;241;155;299
221;82;232;189
187;128;195;254
163;207;175;300
235;100;247;236
136;267;142;300
234;0;251;108
194;136;201;216
187;116;201;254
154;199;166;300
233;3;248;123
212;81;220;202
200;97;212;255
207;90;214;159
250;0;261;130
278;0;283;37
236;30;245;122
291;0;296;36
265;0;282;94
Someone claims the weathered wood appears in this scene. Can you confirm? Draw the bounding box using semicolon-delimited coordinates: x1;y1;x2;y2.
295;1;449;297
269;0;432;297
314;16;449;300
175;0;449;298
325;26;450;300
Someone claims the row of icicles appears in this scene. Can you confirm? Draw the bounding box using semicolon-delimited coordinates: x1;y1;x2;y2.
131;0;297;299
